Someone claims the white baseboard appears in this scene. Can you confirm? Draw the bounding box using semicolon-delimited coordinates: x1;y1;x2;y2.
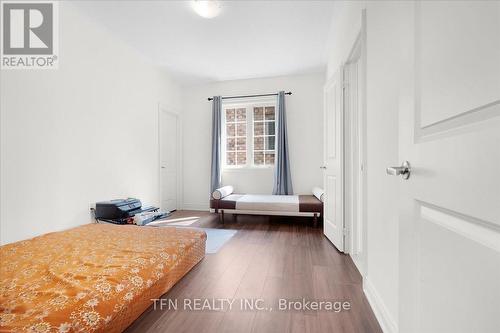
351;255;365;276
363;277;398;333
181;203;209;211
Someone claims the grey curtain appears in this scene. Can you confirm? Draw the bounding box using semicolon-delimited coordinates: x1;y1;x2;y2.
273;91;293;195
210;96;222;193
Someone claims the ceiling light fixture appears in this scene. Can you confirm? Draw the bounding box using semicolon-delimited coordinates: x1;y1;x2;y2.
191;0;222;19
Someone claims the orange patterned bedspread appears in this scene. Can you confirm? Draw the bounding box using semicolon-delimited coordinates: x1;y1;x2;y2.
0;223;206;333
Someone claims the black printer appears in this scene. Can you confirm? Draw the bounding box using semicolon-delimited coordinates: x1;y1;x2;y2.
95;198;157;224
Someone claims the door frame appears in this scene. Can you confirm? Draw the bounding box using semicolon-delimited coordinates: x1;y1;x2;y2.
158;103;182;211
343;11;367;275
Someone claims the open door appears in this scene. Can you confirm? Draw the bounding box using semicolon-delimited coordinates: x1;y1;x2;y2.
323;68;344;252
397;2;500;332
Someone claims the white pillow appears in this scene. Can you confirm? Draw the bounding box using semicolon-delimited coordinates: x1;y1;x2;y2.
312;187;325;202
212;185;234;200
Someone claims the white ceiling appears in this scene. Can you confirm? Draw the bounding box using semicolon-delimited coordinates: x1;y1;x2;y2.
73;1;334;84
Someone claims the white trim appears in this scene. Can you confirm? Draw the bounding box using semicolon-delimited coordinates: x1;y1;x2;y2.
211;209;319;217
363;277;398;333
420;203;500;253
221;99;278;169
158;103;182;211
343;10;367;277
359;9;368;278
222;166;274;172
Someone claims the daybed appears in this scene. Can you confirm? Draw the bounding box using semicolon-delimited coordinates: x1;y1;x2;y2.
0;223;206;333
210;186;324;225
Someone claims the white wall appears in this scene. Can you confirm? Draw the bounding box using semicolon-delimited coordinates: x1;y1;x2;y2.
326;1;366;79
0;2;181;244
182;73;324;210
326;1;400;332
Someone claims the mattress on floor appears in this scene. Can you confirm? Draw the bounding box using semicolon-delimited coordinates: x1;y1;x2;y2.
210;194;323;213
0;223;206;333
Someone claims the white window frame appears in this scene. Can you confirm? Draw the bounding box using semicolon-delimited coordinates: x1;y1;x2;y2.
222;97;277;169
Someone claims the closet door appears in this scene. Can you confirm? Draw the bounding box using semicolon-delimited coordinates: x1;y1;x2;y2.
159;106;179;212
323;68;344;252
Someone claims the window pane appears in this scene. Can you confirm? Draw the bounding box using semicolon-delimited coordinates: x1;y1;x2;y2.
265;136;275;150
254;136;264;150
236;137;246;151
254;151;264;165
265;106;275;120
226;104;276;167
236;108;246;121
226;123;235;136
237;123;246;136
254;122;264;136
253;107;264;121
226;138;235;151
265;152;275;165
265;121;275;135
226;109;235;122
226;152;236;165
237;152;246;165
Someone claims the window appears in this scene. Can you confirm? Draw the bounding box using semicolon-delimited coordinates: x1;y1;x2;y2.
224;108;247;166
223;101;276;168
253;106;276;166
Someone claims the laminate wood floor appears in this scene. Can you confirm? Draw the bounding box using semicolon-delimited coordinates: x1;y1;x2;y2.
125;211;382;333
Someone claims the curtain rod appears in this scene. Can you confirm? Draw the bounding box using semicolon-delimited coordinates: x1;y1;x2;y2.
207;91;292;101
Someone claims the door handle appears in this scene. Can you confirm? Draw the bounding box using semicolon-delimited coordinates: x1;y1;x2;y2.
320;166;327;169
386;161;411;180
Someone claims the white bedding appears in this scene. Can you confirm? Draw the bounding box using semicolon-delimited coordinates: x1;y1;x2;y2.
233;194;299;212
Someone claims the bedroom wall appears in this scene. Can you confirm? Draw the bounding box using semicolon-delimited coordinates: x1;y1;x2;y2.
181;73;324;210
326;1;400;332
0;2;181;244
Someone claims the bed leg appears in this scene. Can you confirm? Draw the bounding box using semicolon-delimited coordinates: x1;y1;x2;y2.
221;210;225;224
313;213;318;227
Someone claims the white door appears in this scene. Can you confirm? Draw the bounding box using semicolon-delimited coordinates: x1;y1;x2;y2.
323;68;344;252
159;107;179;212
398;2;500;332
